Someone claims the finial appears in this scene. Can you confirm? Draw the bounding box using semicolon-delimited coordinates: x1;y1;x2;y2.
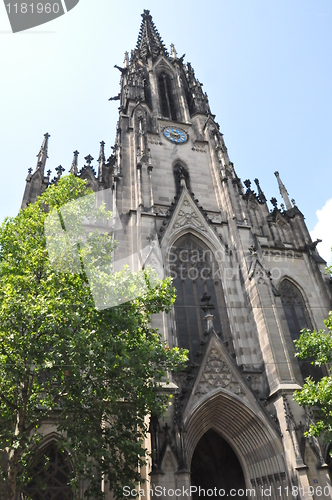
280;203;285;211
270;197;278;209
142;9;151;19
291;198;296;206
244;179;251;190
170;43;177;59
124;51;129;68
70;150;79;175
201;293;215;333
55;165;65;178
47;169;51;178
84;154;94;168
274;171;292;210
36;132;50;174
28;167;33;175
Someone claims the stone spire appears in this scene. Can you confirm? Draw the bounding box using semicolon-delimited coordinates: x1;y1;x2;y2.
136;10;167;59
70;150;79;175
254;178;266;203
98;141;105;182
274;171;292;210
36;132;50;174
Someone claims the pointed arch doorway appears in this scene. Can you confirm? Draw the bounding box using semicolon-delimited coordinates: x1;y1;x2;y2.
191;429;246;499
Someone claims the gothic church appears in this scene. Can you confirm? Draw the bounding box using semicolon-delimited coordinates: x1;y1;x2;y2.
22;10;332;499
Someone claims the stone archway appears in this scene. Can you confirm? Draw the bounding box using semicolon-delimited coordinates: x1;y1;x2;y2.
191;429;246;499
184;392;291;498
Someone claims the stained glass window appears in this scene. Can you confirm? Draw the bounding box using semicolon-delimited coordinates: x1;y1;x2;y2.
280;279;322;382
170;235;230;363
23;443;73;500
158;73;176;120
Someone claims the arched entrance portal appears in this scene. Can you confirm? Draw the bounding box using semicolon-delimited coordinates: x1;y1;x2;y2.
191;429;246;499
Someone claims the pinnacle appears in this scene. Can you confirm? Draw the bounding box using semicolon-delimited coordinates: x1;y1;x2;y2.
36;132;50;173
136;10;167;59
274;171;292;210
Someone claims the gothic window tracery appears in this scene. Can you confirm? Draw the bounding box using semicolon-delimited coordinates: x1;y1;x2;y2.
158;72;176;120
169;235;230;362
280;279;322;381
23;443;73;500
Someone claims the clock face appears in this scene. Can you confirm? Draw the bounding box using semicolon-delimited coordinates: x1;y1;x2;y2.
163;127;188;144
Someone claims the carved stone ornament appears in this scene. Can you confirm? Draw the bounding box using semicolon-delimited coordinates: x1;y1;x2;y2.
174;199;206;232
263;249;303;260
148;136;163;146
201;348;232;388
154;205;169;216
206;212;224;224
191;145;206;153
193;344;246;402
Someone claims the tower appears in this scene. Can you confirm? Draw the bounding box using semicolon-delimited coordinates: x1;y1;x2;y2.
22;10;332;499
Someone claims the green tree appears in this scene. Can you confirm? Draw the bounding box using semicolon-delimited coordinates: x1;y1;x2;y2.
0;175;186;500
293;262;332;439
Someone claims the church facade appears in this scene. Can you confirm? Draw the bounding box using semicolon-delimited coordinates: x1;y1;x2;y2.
22;10;332;499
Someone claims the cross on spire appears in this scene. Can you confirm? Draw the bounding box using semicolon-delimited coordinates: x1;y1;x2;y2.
55;165;65;178
84;154;94;168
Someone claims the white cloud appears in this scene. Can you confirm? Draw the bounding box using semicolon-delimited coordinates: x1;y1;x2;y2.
310;198;332;265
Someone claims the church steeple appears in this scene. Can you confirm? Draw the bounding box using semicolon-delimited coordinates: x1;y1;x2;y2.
136;9;167;59
111;10;212;123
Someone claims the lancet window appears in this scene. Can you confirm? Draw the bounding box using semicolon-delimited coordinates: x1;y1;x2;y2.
169;235;230;362
23;443;73;500
280;279;322;381
158;73;176;120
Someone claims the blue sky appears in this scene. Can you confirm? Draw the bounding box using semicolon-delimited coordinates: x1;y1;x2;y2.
0;0;331;262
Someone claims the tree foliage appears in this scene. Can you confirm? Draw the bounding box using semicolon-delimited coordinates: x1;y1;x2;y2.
293;263;332;439
0;175;187;499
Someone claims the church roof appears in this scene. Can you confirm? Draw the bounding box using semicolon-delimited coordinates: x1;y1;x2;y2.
136;10;168;59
